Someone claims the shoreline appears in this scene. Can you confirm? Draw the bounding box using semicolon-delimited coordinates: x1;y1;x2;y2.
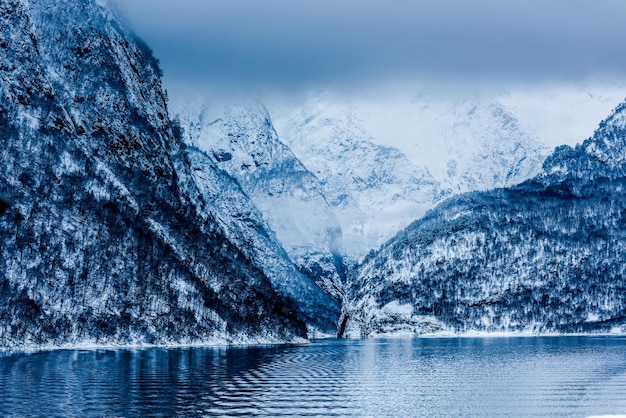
0;336;310;356
343;327;626;340
3;329;626;355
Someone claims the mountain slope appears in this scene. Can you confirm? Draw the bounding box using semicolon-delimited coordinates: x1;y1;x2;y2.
177;100;345;300
406;98;549;193
0;0;337;349
185;146;340;332
343;100;626;337
273;94;442;261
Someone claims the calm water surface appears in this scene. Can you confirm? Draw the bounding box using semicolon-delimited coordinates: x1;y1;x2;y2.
1;337;625;417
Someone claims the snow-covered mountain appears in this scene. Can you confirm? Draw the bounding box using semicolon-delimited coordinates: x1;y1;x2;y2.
342;99;626;337
185;147;340;329
270;88;626;261
0;0;338;349
176;100;345;300
399;96;549;193
271;94;443;261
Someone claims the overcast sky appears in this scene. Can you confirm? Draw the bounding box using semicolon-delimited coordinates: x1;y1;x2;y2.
114;0;626;94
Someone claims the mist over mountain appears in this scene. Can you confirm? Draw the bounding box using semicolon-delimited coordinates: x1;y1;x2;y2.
270;94;441;261
342;100;626;337
176;99;345;301
268;91;571;260
2;0;626;352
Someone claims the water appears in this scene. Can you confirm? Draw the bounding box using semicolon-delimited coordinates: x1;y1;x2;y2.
1;337;625;417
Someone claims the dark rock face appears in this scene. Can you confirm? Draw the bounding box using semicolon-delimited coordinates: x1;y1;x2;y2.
0;0;338;349
344;100;626;337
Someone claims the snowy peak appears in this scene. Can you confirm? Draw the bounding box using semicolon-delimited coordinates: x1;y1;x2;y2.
180;100;318;190
541;99;626;184
273;93;444;260
188;102;284;178
448;101;548;190
398;93;551;194
176;99;346;301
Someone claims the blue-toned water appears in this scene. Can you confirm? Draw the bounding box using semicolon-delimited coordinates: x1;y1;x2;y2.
1;337;625;417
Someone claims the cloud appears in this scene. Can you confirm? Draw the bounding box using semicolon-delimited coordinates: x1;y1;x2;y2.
114;0;626;92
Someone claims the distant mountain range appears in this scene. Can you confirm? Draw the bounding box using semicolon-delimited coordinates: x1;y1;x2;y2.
342;101;626;336
270;90;624;260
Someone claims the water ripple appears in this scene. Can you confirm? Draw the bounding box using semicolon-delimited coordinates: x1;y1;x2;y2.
1;337;626;417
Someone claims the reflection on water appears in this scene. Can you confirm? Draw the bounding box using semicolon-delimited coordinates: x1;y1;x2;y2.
1;337;626;417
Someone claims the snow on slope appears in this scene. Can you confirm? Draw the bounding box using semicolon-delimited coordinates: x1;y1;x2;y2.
0;0;339;349
271;93;442;261
270;86;626;260
175;99;345;300
185;147;340;333
343;99;626;337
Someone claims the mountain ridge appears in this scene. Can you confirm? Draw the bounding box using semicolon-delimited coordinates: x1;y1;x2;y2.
176;99;346;300
0;0;338;349
342;98;626;337
271;92;552;261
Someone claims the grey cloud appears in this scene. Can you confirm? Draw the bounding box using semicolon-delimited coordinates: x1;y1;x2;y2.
114;0;626;91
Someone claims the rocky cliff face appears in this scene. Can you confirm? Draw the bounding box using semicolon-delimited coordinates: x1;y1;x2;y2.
0;0;338;349
343;100;626;337
177;100;346;301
